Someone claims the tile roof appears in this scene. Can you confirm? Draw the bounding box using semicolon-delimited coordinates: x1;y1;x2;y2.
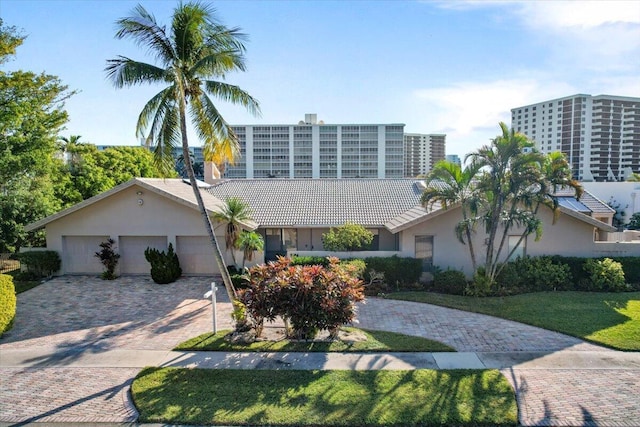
206;179;425;227
554;187;616;215
26;178;614;233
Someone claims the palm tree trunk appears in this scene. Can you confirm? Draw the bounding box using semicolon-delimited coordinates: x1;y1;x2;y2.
461;207;477;271
177;92;237;303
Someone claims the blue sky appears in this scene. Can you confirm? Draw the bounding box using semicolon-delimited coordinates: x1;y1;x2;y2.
2;0;639;158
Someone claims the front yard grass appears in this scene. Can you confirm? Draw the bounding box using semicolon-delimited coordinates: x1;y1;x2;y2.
175;327;455;352
132;367;517;426
5;270;41;294
388;291;640;351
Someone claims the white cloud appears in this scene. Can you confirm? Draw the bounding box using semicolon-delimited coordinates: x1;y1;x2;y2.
411;79;576;156
516;1;640;29
413;79;574;135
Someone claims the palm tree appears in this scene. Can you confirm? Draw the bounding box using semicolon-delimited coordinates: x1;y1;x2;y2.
236;230;264;270
467;122;581;285
175;150;195;178
57;135;84;164
421;159;482;271
105;2;260;304
212;197;253;267
203;134;239;177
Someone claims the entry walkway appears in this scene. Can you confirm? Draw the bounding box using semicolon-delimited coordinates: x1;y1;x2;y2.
1;276;639;426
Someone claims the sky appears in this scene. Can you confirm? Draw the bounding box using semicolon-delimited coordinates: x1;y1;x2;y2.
2;0;639;158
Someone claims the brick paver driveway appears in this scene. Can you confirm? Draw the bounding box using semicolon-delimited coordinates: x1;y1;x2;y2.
0;275;231;424
1;275;638;426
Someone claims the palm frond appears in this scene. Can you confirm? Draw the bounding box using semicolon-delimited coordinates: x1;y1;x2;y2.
105;57;168;88
204;80;261;117
114;4;175;66
189;94;241;166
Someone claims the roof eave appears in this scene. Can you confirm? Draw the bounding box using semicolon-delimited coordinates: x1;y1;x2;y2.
558;206;617;232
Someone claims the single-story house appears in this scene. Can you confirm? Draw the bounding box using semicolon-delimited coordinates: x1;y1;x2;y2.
26;172;636;277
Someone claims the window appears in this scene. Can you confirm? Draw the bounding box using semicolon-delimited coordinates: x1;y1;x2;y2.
508;235;525;261
415;235;433;270
283;229;297;250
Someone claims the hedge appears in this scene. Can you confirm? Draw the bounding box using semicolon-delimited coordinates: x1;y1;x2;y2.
0;274;16;336
12;251;61;278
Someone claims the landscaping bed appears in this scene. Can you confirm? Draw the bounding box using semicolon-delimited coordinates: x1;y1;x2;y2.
175;327;455;352
132;368;517;426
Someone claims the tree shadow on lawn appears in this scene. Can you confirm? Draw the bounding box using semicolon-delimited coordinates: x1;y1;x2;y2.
132;367;517;426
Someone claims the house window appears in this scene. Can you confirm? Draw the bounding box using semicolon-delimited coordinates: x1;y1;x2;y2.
508;235;525;261
283;229;297;250
415;235;433;270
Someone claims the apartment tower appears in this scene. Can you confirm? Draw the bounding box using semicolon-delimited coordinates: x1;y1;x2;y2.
511;94;640;182
403;133;446;177
224;114;405;179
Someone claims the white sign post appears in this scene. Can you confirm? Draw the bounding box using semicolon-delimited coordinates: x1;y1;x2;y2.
203;282;218;334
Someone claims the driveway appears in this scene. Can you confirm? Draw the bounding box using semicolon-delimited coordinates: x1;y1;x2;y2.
1;275;638;426
0;275;230;424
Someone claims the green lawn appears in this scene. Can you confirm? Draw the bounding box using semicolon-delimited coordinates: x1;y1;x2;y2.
388;291;640;351
4;270;41;294
175;327;455;352
132;368;517;426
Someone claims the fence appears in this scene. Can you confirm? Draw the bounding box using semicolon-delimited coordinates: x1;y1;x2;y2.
0;254;19;274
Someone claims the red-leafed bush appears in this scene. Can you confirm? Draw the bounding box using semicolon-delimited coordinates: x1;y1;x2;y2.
239;257;365;340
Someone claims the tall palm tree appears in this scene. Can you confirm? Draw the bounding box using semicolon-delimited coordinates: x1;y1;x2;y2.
467;122;581;285
212;197;253;267
421;159;482;271
105;2;260;304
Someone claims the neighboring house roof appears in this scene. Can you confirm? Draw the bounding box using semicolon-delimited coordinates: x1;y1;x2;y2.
25;178;257;232
555;187;616;215
206;179;425;228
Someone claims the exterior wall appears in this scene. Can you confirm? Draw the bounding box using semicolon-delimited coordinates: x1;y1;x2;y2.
400;206;622;276
44;184;237;275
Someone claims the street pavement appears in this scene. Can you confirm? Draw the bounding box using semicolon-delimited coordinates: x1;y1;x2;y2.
0;275;638;426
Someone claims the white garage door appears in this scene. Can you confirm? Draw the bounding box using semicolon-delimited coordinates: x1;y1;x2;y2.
119;236;167;274
176;236;219;275
62;235;110;274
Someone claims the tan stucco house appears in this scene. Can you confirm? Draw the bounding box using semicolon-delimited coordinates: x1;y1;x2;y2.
27;177;634;277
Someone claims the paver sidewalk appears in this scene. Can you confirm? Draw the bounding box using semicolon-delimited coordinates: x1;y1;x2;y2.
1;276;639;426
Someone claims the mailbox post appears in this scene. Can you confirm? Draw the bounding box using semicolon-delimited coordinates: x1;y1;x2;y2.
204;282;218;334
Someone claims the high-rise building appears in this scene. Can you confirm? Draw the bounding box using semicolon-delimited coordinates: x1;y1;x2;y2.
511;94;640;182
403;133;446;177
224;114;405;179
445;154;461;166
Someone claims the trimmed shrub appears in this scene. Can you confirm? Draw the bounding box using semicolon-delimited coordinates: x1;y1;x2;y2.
495;256;572;294
240;257;364;340
322;223;374;251
432;269;467;295
0;274;16;336
549;256;640;291
144;243;182;284
290;255;331;267
364;256;422;291
94;239;120;280
340;258;367;279
611;257;640;286
13;251;60;278
584;258;627;292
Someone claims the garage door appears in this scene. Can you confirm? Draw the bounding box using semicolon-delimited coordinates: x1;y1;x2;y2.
119;236;167;274
62;236;110;274
176;236;219;275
